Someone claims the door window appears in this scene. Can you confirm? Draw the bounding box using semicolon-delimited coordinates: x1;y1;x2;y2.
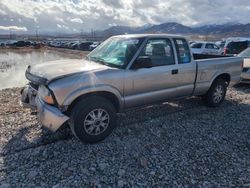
139;39;175;67
205;43;214;49
213;44;219;49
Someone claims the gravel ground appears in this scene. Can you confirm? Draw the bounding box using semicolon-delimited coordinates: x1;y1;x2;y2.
0;85;249;187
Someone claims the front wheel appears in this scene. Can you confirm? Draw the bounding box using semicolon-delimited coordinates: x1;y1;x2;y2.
202;79;227;107
69;96;117;143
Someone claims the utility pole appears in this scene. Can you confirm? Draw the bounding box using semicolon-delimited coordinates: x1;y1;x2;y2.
81;29;84;40
91;28;94;40
36;29;38;41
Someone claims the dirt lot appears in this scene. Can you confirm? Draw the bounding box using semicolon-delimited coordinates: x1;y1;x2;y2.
0;85;249;187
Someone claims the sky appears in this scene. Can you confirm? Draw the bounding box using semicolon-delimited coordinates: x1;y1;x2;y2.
0;0;250;34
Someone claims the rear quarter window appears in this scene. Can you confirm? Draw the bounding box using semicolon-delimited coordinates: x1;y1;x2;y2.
174;38;191;64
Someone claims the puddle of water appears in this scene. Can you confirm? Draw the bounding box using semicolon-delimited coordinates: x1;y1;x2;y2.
0;49;82;89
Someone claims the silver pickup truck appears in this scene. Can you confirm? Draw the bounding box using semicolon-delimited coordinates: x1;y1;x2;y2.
21;34;243;143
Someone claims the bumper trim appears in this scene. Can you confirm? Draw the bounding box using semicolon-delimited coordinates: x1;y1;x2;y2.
36;97;69;132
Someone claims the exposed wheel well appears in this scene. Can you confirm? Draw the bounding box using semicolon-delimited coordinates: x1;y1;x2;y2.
213;73;231;86
66;91;120;115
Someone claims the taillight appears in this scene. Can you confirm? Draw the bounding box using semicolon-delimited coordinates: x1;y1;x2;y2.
224;48;228;55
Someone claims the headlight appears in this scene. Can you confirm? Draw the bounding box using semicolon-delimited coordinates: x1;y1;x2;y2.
38;85;54;104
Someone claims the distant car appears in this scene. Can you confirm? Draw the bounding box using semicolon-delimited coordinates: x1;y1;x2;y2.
5;40;17;46
0;42;5;47
13;41;27;47
189;41;196;45
71;42;79;50
66;42;77;49
24;41;31;46
223;41;250;55
222;37;250;55
89;42;101;51
238;47;250;83
73;41;93;51
191;42;220;55
78;41;93;51
215;41;226;54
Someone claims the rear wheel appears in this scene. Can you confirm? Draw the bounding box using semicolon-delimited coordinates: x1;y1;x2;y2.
202;79;227;107
69;96;117;143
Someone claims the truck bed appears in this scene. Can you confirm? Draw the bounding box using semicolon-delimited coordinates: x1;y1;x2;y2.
193;55;243;95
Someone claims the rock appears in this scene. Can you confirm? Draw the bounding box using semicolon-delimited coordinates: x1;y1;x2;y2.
158;175;164;179
98;162;108;170
90;179;100;187
63;170;73;177
89;167;96;172
149;171;156;176
191;179;196;185
27;170;38;179
81;168;89;174
61;162;68;169
0;183;11;188
139;157;148;168
118;169;125;177
202;181;211;188
117;180;124;188
52;183;61;188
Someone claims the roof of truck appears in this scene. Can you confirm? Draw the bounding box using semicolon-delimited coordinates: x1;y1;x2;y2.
112;34;186;39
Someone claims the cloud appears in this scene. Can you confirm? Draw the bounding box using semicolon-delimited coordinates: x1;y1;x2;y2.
0;9;6;15
0;0;249;34
102;0;124;8
0;25;27;31
70;18;83;24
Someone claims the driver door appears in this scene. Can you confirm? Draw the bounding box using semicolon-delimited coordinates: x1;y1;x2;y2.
124;38;182;108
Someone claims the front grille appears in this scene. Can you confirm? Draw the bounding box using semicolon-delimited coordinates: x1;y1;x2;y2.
29;82;39;90
242;68;249;72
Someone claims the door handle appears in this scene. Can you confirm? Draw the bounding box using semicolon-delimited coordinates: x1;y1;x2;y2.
172;69;178;74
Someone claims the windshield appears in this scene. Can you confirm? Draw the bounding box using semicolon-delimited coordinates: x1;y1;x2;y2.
87;37;143;68
238;47;250;58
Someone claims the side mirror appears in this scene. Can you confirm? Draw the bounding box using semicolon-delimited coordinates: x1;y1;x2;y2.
131;56;152;69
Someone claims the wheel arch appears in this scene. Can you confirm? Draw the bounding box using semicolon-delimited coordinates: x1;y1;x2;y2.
211;73;231;86
66;91;122;116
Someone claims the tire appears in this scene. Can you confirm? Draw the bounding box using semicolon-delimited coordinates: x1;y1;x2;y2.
69;96;117;143
202;79;227;107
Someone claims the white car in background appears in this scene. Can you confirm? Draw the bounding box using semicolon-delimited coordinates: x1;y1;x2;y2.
191;42;220;55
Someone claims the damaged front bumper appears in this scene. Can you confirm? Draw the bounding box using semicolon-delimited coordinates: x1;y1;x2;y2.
21;83;69;132
20;84;38;110
36;97;69;132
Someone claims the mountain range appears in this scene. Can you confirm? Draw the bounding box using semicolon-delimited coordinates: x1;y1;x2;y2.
94;22;250;38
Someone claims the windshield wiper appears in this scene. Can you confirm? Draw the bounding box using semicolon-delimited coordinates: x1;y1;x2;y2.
90;56;107;64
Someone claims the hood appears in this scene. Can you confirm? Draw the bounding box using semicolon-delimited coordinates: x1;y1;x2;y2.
26;59;109;84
